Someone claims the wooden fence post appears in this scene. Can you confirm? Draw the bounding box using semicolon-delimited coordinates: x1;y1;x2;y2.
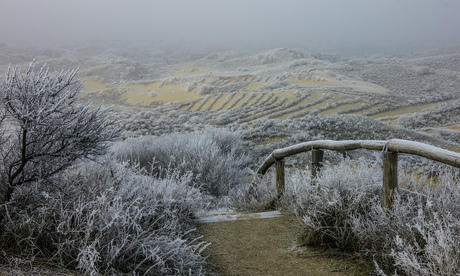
276;158;285;197
311;149;324;181
383;151;398;209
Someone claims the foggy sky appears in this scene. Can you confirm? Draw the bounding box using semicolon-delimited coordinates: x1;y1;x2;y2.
1;0;460;55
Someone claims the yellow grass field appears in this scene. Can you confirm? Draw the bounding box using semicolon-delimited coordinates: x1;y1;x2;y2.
81;58;455;124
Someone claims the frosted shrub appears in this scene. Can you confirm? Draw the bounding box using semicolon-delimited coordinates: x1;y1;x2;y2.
285;156;460;275
0;62;119;205
287;157;383;250
387;167;460;276
415;66;434;76
214;112;231;125
0;160;207;275
259;81;289;91
113;128;252;197
229;173;278;212
200;85;214;95
391;212;460;276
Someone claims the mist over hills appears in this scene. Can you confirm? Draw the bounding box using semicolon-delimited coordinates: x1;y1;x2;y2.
1;42;460;152
2;0;460;56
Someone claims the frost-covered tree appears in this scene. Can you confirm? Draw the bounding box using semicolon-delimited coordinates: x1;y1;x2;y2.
0;62;119;204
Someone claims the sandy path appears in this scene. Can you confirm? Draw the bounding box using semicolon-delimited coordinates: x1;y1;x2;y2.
197;215;369;276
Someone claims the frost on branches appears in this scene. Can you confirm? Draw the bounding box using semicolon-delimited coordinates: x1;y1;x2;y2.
0;62;119;205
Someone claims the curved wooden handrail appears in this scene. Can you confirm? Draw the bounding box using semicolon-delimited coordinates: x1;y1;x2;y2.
255;139;460;209
256;139;460;176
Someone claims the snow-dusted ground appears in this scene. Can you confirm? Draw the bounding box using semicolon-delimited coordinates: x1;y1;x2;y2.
195;210;283;223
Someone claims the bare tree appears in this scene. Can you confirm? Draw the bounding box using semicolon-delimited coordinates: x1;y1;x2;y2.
0;62;120;204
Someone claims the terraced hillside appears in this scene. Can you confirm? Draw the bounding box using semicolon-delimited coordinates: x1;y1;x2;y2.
75;47;457;118
2;43;460;150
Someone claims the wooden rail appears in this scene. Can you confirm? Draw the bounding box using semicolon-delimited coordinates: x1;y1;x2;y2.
255;139;460;209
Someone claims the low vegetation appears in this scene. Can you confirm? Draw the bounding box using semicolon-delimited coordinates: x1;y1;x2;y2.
236;157;460;275
112;128;252;197
1;44;460;275
0;64;211;275
1;160;208;275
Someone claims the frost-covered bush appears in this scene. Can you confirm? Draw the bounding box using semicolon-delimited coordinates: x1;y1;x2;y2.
259;81;290;91
0;160;208;275
229;173;278;212
423;81;437;91
386;166;460;276
415;66;434;76
388;209;460;276
214;112;232;125
199;82;248;95
281;156;460;275
113;128;252;196
286;157;383;250
0;63;119;205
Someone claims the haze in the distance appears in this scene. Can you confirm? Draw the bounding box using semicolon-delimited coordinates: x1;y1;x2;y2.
1;0;460;56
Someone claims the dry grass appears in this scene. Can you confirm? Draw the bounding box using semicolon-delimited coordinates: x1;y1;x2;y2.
198;215;370;276
81;62;396;118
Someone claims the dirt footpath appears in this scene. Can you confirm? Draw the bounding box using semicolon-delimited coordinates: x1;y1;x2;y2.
198;215;369;276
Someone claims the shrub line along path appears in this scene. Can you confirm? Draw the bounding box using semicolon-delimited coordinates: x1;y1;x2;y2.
196;211;369;276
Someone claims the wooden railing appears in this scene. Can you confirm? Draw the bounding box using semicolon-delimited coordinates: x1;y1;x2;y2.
255;139;460;209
